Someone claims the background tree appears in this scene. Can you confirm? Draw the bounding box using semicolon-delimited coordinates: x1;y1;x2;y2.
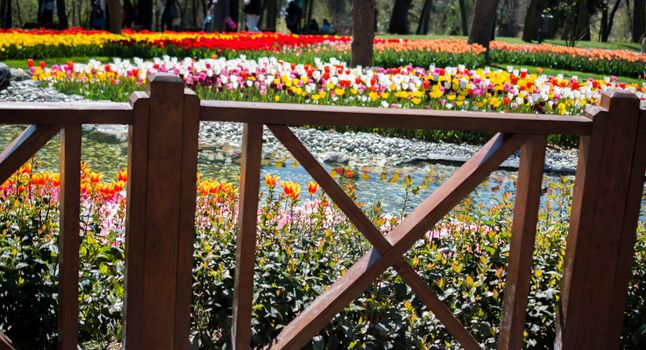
138;0;153;29
388;0;411;34
351;0;375;67
107;0;121;33
55;0;67;27
522;0;543;41
605;0;623;40
633;0;645;42
497;0;520;37
0;0;12;29
468;0;500;48
458;0;468;35
416;0;431;35
260;0;279;32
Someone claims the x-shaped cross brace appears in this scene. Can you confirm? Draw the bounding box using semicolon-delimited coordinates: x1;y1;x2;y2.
265;126;529;350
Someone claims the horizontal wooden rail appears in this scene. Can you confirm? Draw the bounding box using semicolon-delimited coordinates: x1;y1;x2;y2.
0;102;133;124
200;100;594;135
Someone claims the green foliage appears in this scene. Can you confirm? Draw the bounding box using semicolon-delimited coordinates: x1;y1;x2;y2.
1;168;644;349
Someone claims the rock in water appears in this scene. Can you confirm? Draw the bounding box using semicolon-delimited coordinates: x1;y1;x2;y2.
0;63;11;90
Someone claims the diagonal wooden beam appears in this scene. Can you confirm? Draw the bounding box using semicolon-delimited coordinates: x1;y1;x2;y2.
269;133;528;349
268;124;480;349
0;331;16;350
0;124;61;185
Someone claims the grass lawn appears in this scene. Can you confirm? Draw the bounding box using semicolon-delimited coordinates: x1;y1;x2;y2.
3;57;112;69
377;34;642;52
489;64;644;84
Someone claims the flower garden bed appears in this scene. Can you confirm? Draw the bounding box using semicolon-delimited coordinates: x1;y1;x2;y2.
1;29;646;349
29;55;646;147
1;28;645;78
1;163;644;349
4;29;645;147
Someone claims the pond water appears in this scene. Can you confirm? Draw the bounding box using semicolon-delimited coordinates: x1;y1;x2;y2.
1;124;644;219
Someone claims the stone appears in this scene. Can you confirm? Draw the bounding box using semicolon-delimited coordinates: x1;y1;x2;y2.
321;151;349;164
10;68;29;82
0;63;10;90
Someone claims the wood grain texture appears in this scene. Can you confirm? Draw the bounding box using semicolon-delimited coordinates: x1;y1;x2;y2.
605;108;646;346
497;135;547;350
0;102;133;124
270;133;527;349
0;331;16;350
141;74;186;349
232;123;264;350
123;74;198;349
123;90;151;350
174;88;201;350
268;124;480;349
558;91;642;350
201;101;592;135
0;124;61;185
57;125;82;350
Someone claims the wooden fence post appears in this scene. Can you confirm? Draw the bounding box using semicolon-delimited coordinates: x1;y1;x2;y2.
557;90;645;350
123;74;200;349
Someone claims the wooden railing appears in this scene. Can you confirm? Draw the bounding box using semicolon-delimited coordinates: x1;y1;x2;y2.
0;73;644;350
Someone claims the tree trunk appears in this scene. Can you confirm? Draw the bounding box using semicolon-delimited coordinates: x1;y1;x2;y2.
107;0;122;33
602;0;622;41
388;0;411;34
0;0;6;28
459;0;468;35
416;0;432;35
5;0;11;28
562;0;589;45
191;0;197;27
305;0;316;30
522;0;542;41
599;1;608;41
138;0;153;30
56;0;67;27
267;0;277;31
351;0;375;67
633;0;645;42
37;0;44;23
15;0;21;27
576;0;591;40
468;0;500;48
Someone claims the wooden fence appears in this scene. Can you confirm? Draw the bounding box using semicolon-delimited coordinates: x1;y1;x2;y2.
0;73;644;350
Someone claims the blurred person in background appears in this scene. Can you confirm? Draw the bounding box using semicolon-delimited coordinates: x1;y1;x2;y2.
243;0;261;32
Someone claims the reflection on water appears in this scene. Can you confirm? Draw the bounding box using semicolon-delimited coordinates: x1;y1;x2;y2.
1;125;645;218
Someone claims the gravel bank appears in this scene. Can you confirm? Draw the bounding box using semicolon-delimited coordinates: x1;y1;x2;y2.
0;80;579;174
0;80;87;103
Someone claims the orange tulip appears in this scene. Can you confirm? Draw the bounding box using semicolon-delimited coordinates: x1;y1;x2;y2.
280;181;301;201
89;172;101;184
19;163;32;175
308;181;318;195
264;174;279;189
117;169;128;183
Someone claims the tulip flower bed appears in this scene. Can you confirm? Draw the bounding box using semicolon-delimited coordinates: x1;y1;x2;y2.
32;56;646;147
1;28;645;77
1;162;645;349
